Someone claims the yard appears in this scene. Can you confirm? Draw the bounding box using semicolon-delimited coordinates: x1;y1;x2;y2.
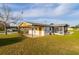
0;29;79;54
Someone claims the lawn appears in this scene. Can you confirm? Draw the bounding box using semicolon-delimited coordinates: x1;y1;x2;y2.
0;32;23;47
0;30;79;54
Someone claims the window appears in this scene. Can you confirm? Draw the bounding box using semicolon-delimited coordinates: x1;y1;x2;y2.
55;27;59;33
59;27;63;31
35;28;37;30
39;27;42;31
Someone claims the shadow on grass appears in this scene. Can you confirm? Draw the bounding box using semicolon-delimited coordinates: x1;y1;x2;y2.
0;37;23;46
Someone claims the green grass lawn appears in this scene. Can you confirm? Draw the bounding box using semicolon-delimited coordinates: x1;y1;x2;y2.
0;33;23;47
0;30;79;55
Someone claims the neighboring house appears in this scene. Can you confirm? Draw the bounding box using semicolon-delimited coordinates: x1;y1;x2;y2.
7;23;18;32
19;22;69;37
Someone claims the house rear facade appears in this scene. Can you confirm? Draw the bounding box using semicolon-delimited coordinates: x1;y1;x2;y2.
19;22;69;37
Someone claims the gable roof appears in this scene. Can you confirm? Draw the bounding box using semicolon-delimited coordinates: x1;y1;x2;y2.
19;22;50;27
19;22;32;28
19;22;69;27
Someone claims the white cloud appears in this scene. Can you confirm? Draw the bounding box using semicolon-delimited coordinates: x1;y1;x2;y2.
9;4;59;18
20;4;75;18
8;3;79;20
12;8;53;18
69;10;79;17
30;3;59;8
0;3;78;19
52;4;73;17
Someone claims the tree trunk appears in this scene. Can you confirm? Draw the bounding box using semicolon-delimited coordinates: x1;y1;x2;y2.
5;27;7;35
4;23;7;35
18;27;20;33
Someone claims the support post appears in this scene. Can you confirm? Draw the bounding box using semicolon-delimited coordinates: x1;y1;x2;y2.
49;27;51;35
62;26;65;35
64;26;65;35
52;27;55;35
32;27;33;38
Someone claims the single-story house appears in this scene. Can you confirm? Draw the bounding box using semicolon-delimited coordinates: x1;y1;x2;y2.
19;22;69;37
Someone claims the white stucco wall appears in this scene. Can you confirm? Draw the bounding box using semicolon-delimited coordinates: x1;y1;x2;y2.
40;30;45;36
28;29;33;35
28;28;45;36
34;31;40;36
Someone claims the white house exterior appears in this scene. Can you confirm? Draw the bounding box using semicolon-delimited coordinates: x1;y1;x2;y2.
19;22;69;37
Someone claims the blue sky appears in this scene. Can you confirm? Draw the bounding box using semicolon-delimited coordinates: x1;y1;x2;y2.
1;3;79;26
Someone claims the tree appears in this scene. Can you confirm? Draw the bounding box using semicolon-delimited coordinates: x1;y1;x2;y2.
75;24;79;28
0;4;23;35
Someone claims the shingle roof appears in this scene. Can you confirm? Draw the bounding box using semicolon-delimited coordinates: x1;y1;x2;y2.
31;22;69;27
19;21;69;27
50;24;69;27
